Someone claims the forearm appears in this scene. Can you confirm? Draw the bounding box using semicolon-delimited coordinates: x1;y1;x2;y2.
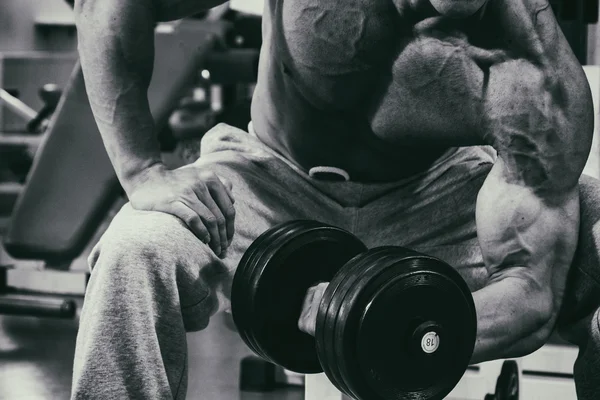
75;0;161;193
470;275;554;364
483;0;594;196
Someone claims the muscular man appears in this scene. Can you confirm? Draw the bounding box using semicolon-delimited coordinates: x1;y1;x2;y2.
72;0;600;399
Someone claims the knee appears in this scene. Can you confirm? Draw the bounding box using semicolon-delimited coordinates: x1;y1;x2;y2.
87;204;225;316
88;204;206;279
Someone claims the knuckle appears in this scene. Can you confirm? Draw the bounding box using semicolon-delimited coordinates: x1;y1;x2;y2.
191;180;208;192
164;194;179;205
215;216;226;226
297;319;306;331
225;205;236;218
204;215;218;228
184;213;200;226
182;188;197;199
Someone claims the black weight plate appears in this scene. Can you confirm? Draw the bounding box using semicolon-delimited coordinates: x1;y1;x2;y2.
340;249;476;400
316;247;397;397
331;247;402;399
242;220;322;356
232;220;313;356
327;248;408;398
315;252;369;396
358;259;475;400
248;221;366;373
245;220;326;359
322;249;398;396
249;222;365;371
314;249;368;393
496;360;519;400
317;247;404;396
336;255;415;400
232;221;289;355
234;220;324;357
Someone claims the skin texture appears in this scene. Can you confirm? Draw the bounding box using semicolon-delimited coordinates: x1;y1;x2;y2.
75;0;235;256
76;0;594;364
289;0;593;363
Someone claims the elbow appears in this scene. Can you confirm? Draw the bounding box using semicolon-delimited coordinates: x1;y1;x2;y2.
74;0;155;31
73;0;100;26
506;310;554;358
73;0;85;27
74;0;110;33
527;308;554;350
519;283;556;354
517;317;554;357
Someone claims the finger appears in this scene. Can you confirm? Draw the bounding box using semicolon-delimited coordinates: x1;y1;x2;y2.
314;283;329;306
219;176;235;204
306;287;319;336
191;185;226;255
165;201;210;243
310;283;327;318
207;178;236;244
299;287;316;330
179;192;222;254
302;287;316;315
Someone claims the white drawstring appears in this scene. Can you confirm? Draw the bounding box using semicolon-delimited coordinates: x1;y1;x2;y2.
309;166;350;182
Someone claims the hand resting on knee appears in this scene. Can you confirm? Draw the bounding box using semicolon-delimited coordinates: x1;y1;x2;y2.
127;163;236;257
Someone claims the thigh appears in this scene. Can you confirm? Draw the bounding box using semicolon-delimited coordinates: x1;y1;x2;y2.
95;124;347;314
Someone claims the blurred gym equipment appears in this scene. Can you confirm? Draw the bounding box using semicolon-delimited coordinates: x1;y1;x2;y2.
1;18;232;317
0;85;63;185
0;84;62;133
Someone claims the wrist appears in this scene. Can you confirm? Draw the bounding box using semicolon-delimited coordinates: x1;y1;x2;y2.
120;159;166;195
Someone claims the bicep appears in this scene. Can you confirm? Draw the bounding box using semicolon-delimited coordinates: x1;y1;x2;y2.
476;157;578;313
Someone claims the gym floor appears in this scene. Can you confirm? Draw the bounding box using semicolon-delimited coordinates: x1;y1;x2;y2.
0;301;303;400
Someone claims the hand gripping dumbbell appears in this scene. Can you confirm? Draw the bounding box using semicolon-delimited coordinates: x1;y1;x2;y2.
231;220;477;400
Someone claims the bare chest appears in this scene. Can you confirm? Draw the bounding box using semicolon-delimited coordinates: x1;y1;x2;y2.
279;0;399;72
275;0;403;108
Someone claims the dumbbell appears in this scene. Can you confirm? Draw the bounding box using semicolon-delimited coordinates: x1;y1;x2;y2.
231;220;477;400
485;360;519;400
